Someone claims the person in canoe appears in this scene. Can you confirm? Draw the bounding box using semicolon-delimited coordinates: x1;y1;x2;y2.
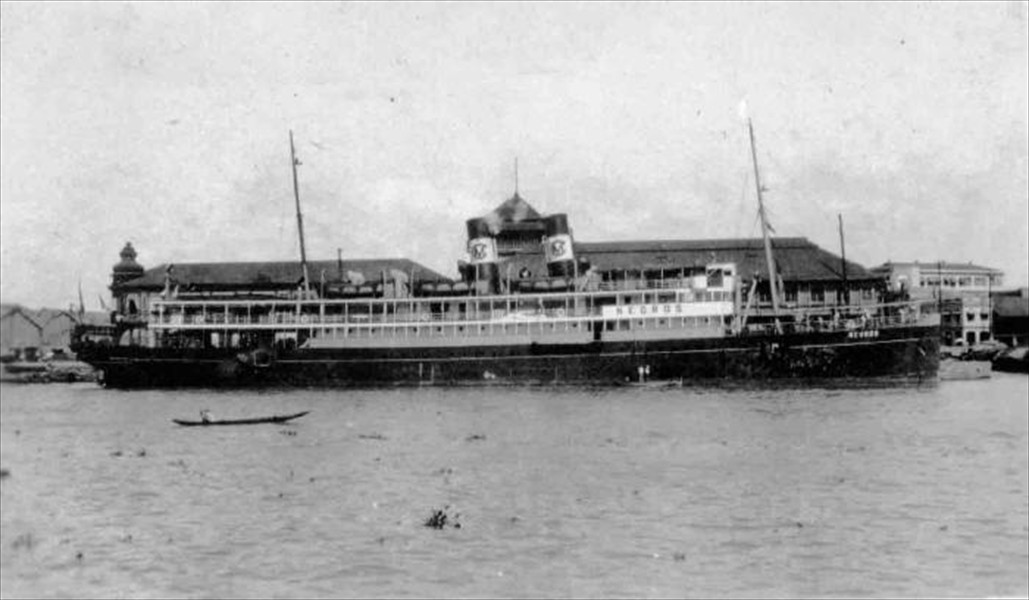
200;409;213;423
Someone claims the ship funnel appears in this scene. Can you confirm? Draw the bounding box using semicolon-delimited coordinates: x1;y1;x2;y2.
466;218;500;294
543;214;576;278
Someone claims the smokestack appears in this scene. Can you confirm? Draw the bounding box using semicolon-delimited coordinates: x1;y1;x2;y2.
466;218;500;294
543;214;576;278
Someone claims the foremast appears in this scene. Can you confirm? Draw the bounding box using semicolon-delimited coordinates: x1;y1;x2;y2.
747;119;783;334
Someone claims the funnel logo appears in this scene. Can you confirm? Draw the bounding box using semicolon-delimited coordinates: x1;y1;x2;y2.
545;234;573;262
468;237;497;263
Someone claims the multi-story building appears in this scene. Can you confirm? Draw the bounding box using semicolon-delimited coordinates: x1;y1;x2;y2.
871;261;1004;346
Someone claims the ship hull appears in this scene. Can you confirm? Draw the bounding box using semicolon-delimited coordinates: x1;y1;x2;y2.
76;325;939;389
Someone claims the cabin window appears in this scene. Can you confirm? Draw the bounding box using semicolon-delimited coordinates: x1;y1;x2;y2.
811;287;825;302
606;321;615;331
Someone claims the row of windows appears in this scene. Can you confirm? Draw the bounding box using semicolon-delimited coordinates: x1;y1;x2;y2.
921;276;993;288
324;316;729;337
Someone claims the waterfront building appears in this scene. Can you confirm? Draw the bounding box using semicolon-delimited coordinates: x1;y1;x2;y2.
0;305;106;356
109;194;889;328
870;261;1004;346
992;287;1029;347
0;305;43;357
108;242;453;327
466;194;886;308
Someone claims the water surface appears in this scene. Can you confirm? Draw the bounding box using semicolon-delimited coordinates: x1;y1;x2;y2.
1;376;1027;598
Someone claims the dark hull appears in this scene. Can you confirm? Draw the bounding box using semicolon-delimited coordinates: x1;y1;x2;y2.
992;351;1029;374
76;325;940;389
172;411;310;426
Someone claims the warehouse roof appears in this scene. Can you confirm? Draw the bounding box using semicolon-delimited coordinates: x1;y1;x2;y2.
115;258;452;292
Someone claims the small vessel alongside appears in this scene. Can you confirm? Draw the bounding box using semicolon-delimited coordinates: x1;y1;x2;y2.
992;346;1029;374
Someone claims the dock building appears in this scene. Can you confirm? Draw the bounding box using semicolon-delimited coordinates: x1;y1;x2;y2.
870;261;1004;346
108;194;888;325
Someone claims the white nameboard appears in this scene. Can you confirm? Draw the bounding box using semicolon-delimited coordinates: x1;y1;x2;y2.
601;301;734;319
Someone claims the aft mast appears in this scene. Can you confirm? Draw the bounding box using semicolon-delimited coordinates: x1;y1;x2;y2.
747;119;782;332
289;130;311;294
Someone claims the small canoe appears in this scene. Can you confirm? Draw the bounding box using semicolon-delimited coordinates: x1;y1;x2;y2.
172;411;310;427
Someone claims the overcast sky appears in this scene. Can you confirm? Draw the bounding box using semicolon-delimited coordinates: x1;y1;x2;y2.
2;2;1026;309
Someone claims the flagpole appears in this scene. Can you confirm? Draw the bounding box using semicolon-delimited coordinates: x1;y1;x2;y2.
838;214;849;306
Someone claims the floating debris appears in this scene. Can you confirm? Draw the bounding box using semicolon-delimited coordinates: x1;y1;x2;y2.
279;430;297;436
424;505;461;530
0;468;9;480
359;433;387;441
136;449;147;458
465;434;486;442
673;552;686;562
11;533;34;550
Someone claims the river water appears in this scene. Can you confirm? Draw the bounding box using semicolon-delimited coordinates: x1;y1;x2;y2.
1;376;1026;599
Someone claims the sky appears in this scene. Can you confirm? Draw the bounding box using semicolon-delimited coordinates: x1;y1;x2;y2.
1;1;1027;309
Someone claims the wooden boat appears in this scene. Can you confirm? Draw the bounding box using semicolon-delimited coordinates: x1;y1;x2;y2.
172;410;310;427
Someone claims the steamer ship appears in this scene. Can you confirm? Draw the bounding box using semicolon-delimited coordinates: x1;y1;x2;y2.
72;126;940;388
